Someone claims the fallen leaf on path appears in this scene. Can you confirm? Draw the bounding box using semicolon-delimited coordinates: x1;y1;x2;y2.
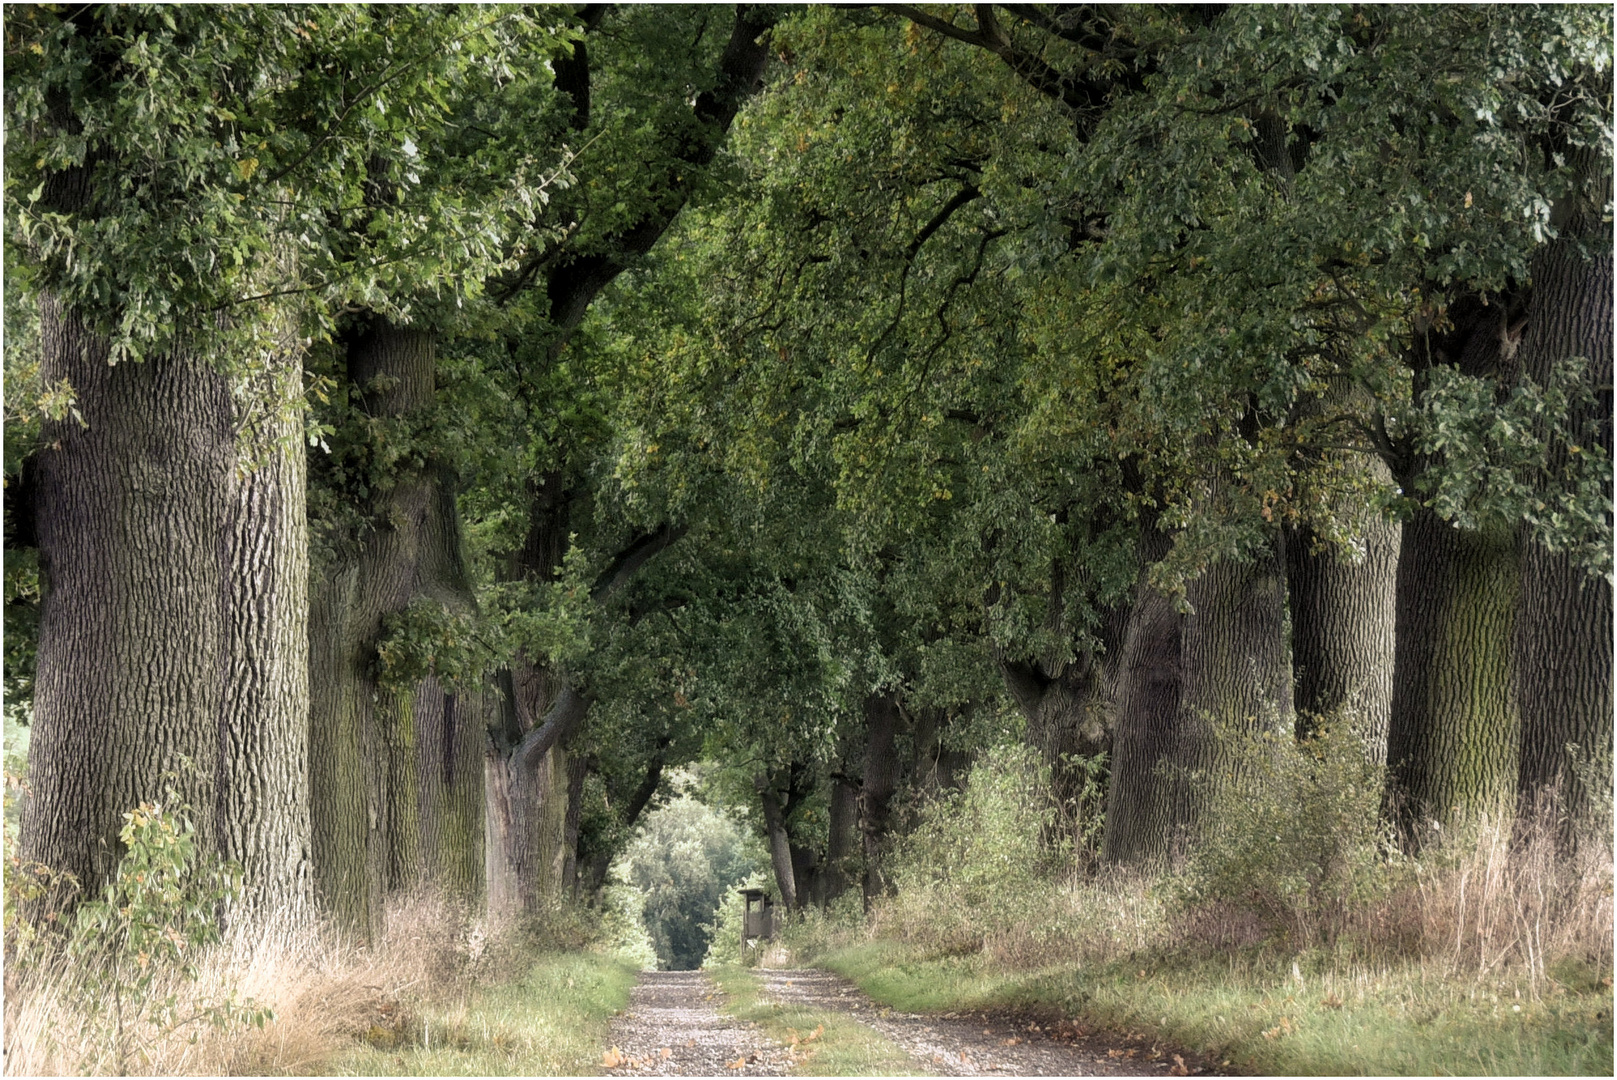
728;1056;747;1070
602;1046;625;1068
1001;1037;1021;1046
659;1047;672;1060
1170;1053;1190;1076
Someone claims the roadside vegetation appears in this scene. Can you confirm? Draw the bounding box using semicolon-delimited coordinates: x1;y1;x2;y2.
4;718;639;1077
777;741;1614;1077
4;877;638;1077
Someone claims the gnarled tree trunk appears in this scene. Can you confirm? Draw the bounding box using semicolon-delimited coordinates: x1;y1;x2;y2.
308;319;481;935
1104;531;1292;864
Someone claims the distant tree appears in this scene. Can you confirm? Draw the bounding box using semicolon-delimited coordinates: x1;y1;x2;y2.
616;788;763;971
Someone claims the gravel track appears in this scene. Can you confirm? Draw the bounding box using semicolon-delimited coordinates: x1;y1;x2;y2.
603;970;797;1077
605;966;1220;1077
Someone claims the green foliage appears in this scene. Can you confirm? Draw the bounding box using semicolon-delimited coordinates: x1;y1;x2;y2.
614;786;764;971
1409;356;1613;577
876;744;1071;957
4;5;574;364
894;743;1062;903
1180;724;1393;943
374;544;595;692
594;881;660;971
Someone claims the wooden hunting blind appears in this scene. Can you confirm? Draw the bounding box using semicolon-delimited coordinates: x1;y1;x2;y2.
738;887;775;952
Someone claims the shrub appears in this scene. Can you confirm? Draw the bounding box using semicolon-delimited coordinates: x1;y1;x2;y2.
1178;721;1392;945
5;780;270;1074
874;744;1066;956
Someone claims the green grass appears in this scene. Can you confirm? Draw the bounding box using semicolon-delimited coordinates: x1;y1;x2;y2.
816;941;1614;1076
709;964;919;1076
324;950;639;1076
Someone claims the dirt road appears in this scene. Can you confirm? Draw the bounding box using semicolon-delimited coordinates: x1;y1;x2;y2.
606;967;1214;1076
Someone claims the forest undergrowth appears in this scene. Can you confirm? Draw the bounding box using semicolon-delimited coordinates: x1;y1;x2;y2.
780;739;1615;1076
3;877;636;1076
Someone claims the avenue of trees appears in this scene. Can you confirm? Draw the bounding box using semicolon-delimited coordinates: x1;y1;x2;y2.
3;4;1610;937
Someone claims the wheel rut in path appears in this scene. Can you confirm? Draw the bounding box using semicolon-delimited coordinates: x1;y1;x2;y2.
755;967;1217;1077
604;970;796;1076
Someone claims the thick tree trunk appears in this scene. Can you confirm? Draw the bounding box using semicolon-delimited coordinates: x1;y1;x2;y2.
755;773;798;912
858;692;903;905
485;670;590;915
217;334;313;921
415;679;489;900
1286;512;1400;759
561;745;589;897
1177;538;1294;827
822;776;860;907
307;561;375;932
23;298;233;896
308;319;481;933
1514;231;1613;828
1101;531;1182;865
1103;532;1291;864
1385;511;1521;835
1001;628;1119;845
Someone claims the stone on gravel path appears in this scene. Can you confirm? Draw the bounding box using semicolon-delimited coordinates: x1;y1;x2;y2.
604;970;796;1077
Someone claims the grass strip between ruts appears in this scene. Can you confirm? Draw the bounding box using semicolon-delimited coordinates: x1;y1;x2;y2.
709;964;922;1076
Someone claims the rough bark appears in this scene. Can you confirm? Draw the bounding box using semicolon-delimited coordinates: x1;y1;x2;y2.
1101;529;1182;865
1383;297;1529;840
1385;512;1521;834
415;679;489;900
1179;536;1294;777
858;692;904;905
485;673;590;915
561;745;589;897
1000;590;1122;843
822;776;861;908
217;330;313;921
1514;226;1613;827
23;298;233;896
1103;531;1292;864
1285;497;1400;760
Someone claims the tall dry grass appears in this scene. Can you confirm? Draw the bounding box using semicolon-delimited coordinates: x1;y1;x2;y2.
848;743;1613;994
3;888;535;1076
